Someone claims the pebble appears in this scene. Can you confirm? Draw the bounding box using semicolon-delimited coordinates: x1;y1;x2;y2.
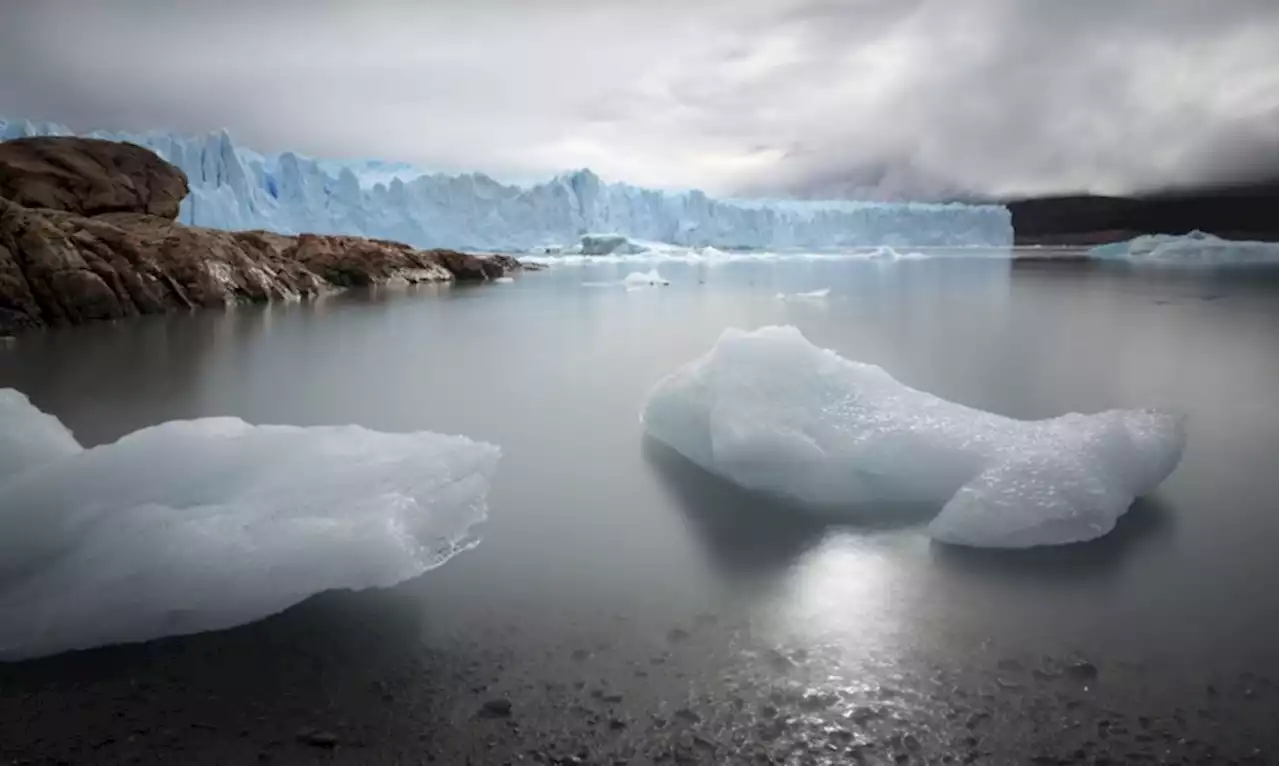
295;729;338;748
1065;661;1099;681
479;699;513;718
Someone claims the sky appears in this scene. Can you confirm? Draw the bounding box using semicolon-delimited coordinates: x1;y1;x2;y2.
0;0;1275;200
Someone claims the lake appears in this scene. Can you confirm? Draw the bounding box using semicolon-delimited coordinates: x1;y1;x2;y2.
1;254;1276;765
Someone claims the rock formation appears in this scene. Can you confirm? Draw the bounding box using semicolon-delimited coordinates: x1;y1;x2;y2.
0;137;527;334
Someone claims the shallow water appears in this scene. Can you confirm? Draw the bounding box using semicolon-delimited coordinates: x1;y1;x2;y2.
1;255;1276;763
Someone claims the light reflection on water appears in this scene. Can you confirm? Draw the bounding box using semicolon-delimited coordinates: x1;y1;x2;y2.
1;260;1273;656
0;256;1275;761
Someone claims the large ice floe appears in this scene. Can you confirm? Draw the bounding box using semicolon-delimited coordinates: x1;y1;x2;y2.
0;389;499;660
1;118;1014;251
1090;231;1278;264
641;326;1186;549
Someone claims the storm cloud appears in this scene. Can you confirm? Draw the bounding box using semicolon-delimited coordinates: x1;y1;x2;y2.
0;0;1275;199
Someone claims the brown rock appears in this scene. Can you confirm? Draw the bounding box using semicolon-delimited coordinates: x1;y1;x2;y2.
485;254;525;273
428;249;490;281
0;137;527;334
0;137;188;219
289;233;452;287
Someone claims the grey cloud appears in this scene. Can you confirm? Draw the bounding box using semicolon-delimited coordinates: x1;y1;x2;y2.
0;0;1274;199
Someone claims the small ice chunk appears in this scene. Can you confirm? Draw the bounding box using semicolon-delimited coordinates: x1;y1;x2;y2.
493;276;515;284
576;234;650;255
0;390;500;659
641;326;1185;548
776;288;830;300
622;269;670;288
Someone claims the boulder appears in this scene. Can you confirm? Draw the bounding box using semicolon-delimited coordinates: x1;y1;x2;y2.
0;137;188;219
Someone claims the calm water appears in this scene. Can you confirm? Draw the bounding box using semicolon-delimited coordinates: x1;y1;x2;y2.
1;255;1276;764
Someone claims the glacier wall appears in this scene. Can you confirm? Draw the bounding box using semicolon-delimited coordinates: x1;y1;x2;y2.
1;118;1014;252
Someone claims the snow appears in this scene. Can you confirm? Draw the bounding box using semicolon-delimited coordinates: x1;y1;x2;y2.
1090;231;1278;264
1;119;1014;251
641;326;1185;548
0;389;500;660
622;269;670;288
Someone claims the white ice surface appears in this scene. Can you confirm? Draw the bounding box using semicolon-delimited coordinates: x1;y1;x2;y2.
0;390;80;482
1090;231;1278;264
622;270;671;288
641;326;1186;549
1;119;1014;251
0;390;499;660
776;288;831;300
522;245;960;267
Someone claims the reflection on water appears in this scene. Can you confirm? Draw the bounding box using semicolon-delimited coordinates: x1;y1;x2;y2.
642;436;830;581
930;497;1175;586
0;270;1275;647
0;258;1275;762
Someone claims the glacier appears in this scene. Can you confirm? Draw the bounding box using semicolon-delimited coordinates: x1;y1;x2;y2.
1091;230;1279;265
0;388;499;660
1;118;1013;252
641;326;1186;549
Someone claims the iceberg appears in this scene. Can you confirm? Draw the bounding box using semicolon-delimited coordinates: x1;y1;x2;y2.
623;269;670;288
776;288;831;300
574;234;652;255
641;326;1185;548
1090;231;1278;264
0;119;1014;251
0;389;499;660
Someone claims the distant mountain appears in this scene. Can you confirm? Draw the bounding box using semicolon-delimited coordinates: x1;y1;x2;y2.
1004;181;1278;245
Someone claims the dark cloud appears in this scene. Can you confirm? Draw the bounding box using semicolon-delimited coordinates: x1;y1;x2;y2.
0;0;1274;199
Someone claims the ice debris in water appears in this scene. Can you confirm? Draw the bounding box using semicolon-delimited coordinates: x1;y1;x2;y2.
0;389;500;660
775;288;831;300
623;270;670;288
641;326;1186;548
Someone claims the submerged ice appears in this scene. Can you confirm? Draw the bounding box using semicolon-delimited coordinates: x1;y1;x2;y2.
0;389;499;660
641;326;1186;548
1;119;1014;251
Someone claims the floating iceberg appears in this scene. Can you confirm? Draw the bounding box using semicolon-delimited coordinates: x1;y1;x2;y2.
1;118;1014;251
1090;231;1278;265
776;288;831;300
623;270;671;288
573;234;653;255
0;389;499;660
641;327;1185;548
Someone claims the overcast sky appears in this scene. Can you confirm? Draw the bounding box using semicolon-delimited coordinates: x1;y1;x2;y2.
1;0;1275;199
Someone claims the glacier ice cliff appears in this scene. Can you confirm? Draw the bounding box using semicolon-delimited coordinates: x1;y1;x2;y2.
2;119;1013;252
642;326;1186;549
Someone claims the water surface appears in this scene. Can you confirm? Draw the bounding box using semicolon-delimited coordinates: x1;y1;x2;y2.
1;255;1275;764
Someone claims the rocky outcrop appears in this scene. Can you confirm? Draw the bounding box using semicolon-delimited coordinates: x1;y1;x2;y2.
0;137;527;334
0;137;188;220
